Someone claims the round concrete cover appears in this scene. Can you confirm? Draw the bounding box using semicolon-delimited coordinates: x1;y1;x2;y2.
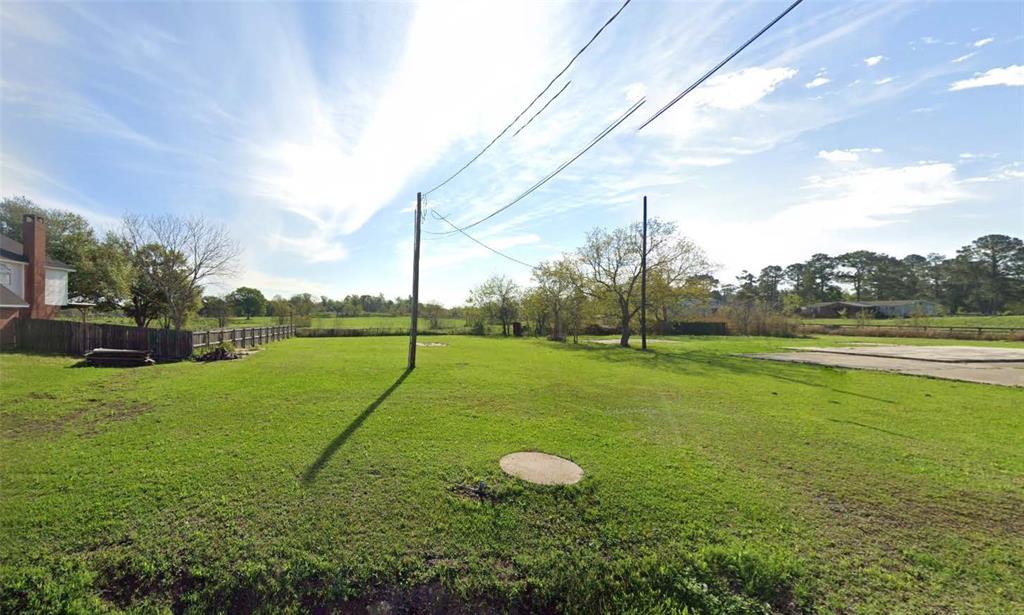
500;452;584;485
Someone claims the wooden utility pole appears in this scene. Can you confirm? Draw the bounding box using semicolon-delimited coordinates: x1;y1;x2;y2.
407;192;422;370
641;195;648;351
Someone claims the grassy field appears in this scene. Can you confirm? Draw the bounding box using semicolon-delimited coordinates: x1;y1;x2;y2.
802;314;1024;328
1;335;1022;613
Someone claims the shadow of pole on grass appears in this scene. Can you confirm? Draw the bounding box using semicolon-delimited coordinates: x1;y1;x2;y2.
300;369;411;485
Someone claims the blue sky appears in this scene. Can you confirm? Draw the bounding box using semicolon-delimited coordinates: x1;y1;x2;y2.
2;0;1021;305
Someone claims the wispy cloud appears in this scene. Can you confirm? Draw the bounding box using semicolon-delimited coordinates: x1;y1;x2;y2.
864;55;886;66
951;52;977;64
805;76;831;89
973;37;995;48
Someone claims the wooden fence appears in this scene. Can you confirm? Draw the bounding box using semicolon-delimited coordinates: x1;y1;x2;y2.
191;325;295;350
9;319;294;359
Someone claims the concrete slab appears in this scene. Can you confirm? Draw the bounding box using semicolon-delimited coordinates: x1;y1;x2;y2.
747;351;1024;387
586;338;679;345
500;452;584;485
785;345;1024;363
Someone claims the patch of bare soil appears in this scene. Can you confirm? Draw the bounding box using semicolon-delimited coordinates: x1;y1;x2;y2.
2;398;153;438
340;582;509;615
416;342;448;347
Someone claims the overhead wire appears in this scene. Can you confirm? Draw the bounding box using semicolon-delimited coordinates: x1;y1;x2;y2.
423;0;634;195
426;96;646;237
637;0;805;131
512;81;572;138
429;210;536;269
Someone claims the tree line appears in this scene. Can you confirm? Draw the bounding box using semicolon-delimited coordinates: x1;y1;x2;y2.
720;235;1024;315
2;197;240;329
2;197;460;330
468;218;713;347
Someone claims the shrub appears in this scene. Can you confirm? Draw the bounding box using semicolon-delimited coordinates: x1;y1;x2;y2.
718;303;798;337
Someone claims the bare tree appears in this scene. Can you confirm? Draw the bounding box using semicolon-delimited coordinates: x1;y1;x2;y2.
123;214;241;330
575;218;711;347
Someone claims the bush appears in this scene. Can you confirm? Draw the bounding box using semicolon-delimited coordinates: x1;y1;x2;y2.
719;303;798;337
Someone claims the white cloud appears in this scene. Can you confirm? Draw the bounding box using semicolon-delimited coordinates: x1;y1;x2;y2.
864;55;886;66
775;163;969;230
817;147;882;163
818;149;860;163
874;77;894;85
245;1;561;246
670;156;734;167
961;162;1024;183
920;36;940;45
268;233;348;263
949;65;1024;91
951;52;976;64
690;67;799;110
973;37;994;48
805;76;831;89
624;82;646;103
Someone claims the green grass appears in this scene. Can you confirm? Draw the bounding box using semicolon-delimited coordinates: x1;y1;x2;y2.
802;315;1024;328
1;335;1022;613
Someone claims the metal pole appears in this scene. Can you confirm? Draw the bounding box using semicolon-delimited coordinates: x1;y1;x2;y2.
641;195;648;351
407;192;422;370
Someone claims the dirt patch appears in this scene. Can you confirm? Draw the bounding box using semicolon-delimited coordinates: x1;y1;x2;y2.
499;452;583;485
2;399;153;438
416;342;448;347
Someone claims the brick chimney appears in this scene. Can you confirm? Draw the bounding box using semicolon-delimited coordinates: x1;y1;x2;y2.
22;214;50;319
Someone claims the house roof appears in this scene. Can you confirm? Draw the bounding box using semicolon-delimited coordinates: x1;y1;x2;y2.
0;234;74;270
0;284;28;308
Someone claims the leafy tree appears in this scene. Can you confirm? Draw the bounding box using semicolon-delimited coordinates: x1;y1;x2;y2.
532;258;580;340
268;296;292;323
226;287;267;319
837;250;878;301
959;234;1024;314
289;293;316;317
469;275;520;336
200;296;231;328
123;214;240;330
518;287;550;337
575;218;710;347
123;244;174;328
756;265;784;309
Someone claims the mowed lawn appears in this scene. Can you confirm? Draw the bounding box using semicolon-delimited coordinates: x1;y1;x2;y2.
1;336;1021;613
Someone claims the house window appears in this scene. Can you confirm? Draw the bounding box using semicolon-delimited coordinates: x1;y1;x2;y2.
0;263;11;288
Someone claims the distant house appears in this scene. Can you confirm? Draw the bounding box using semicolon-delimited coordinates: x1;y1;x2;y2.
1;215;74;345
800;300;941;319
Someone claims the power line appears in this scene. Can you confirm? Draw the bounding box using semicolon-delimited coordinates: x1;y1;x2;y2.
424;0;634;195
637;0;805;131
430;210;535;269
427;96;646;237
513;80;572;138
